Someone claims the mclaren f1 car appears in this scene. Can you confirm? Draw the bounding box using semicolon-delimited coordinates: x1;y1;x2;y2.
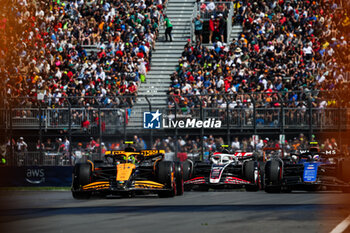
264;145;350;193
71;147;184;199
184;147;261;191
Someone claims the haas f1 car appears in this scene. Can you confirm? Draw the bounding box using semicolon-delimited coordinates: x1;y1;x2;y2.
71;149;184;199
184;151;261;191
264;146;350;193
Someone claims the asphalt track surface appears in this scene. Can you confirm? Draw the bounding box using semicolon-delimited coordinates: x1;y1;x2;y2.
1;190;350;233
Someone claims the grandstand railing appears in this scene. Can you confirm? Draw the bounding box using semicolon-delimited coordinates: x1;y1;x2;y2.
1;92;348;131
5;151;104;167
163;107;347;130
226;2;234;42
6;107;126;131
190;3;198;42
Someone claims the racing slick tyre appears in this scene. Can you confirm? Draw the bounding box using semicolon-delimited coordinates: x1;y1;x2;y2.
244;161;260;192
182;160;192;181
264;159;282;193
174;161;184;196
157;161;177;198
259;161;265;190
72;163;92;199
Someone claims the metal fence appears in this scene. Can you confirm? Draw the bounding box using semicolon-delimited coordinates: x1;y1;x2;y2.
5;152;104;167
1;93;349;166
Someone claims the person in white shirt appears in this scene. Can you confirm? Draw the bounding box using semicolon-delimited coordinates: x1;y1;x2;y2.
231;137;240;150
16;137;28;152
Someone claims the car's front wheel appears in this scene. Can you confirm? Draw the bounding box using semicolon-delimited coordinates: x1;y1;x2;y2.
157;161;177;198
72;163;92;199
244;161;260;192
264;159;282;193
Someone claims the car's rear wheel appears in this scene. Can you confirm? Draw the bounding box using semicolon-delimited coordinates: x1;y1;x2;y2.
265;159;282;193
72;163;92;199
157;161;177;198
174;161;184;196
182;160;192;181
244;161;260;192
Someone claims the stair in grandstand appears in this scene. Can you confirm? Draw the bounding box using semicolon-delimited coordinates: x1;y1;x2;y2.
127;0;196;130
229;24;243;42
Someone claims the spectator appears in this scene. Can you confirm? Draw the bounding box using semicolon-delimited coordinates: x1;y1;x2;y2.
16;137;27;152
193;14;203;43
44;138;56;152
231;137;240;151
72;142;84;164
209;15;215;43
163;14;173;42
218;13;225;42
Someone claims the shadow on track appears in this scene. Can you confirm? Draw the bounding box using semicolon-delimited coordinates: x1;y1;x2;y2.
1;203;346;223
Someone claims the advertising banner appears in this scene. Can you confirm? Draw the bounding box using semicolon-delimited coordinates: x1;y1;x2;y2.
0;166;73;187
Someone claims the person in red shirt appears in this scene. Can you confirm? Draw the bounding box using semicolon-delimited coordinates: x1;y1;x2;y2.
97;48;106;59
209;15;215;43
128;82;137;95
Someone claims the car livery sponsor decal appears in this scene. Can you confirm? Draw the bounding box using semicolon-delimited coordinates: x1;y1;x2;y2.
224;177;251;184
303;162;320;182
210;164;229;184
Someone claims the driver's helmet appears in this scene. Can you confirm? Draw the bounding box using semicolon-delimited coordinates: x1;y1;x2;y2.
211;155;220;164
124;155;136;164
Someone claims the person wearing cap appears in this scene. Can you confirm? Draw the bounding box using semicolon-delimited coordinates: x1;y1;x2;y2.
16;137;27;152
218;13;225;42
72;142;85;164
193;14;203;43
163;14;173;42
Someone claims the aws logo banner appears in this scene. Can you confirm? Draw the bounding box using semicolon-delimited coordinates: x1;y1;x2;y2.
0;166;73;186
25;168;45;184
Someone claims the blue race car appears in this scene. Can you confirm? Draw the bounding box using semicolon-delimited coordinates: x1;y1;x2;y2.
264;146;350;193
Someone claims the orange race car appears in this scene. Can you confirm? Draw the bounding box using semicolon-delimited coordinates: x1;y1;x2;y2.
71;145;184;199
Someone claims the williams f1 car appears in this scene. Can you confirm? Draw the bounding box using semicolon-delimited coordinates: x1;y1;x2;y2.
264;146;350;193
184;149;261;191
71;148;184;199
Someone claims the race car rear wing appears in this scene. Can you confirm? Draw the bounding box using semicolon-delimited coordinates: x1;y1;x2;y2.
212;152;255;160
105;150;165;158
263;147;284;162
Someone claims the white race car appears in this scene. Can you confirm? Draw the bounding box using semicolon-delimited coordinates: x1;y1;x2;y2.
184;151;261;191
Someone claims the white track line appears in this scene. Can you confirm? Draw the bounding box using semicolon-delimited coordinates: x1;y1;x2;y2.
330;214;350;233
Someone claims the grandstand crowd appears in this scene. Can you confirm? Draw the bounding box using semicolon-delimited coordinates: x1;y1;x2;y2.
2;134;345;165
1;0;168;108
1;0;350;165
169;0;350;110
1;0;348;109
